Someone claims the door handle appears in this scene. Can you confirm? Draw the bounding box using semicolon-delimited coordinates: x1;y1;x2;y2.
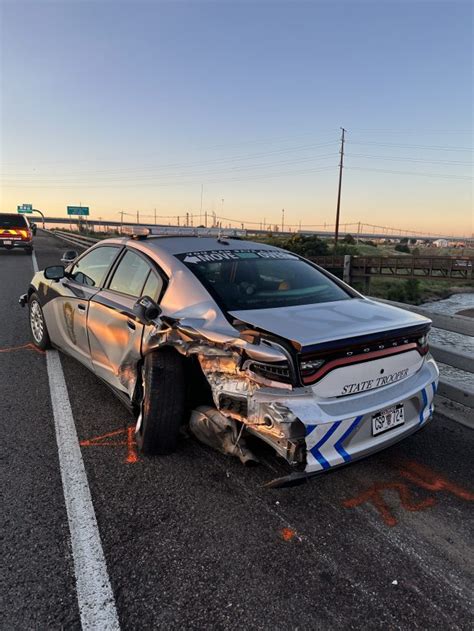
127;320;136;330
77;304;86;312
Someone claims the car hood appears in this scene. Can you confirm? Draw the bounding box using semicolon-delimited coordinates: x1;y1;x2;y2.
229;298;431;350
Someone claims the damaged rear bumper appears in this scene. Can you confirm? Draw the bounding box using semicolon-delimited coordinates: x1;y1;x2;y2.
237;357;439;480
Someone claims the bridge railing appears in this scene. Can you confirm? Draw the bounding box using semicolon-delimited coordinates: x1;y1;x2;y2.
311;254;474;282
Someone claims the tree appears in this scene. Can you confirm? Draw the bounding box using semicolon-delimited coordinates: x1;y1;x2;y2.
343;234;356;245
395;244;410;254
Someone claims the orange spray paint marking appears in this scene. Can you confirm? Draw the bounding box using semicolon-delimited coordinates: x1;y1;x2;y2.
343;460;473;526
80;425;139;464
398;461;474;501
280;527;297;541
0;343;45;355
126;426;139;464
343;482;436;527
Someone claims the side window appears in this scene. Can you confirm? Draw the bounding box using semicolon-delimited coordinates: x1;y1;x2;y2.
70;246;120;287
109;250;151;298
141;271;164;302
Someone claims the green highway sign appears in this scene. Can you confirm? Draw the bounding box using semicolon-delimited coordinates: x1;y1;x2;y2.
67;206;90;216
18;204;33;214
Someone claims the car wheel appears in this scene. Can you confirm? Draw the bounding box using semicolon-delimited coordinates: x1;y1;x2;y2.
29;293;51;350
135;348;185;455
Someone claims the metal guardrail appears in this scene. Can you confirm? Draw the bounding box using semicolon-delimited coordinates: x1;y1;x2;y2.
45;228;100;249
376;298;474;425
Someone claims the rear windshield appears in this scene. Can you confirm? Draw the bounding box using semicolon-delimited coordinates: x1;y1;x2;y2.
176;249;351;311
0;214;28;228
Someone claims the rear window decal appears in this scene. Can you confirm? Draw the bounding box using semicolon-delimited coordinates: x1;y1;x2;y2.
179;249;298;264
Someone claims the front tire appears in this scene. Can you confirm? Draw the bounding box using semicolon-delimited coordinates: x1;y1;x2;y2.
135;349;185;455
29;293;51;350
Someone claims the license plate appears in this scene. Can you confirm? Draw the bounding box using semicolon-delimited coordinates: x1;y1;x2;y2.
372;404;405;436
2;240;12;245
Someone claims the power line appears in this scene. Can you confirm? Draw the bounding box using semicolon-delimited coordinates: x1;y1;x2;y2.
1;153;339;184
346;153;472;166
2;165;337;189
347;140;472;152
346;166;472;180
0;139;337;172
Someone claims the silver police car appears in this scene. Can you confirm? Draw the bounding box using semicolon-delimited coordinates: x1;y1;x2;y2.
20;228;439;484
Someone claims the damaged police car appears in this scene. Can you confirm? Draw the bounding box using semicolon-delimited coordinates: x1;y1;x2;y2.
20;228;439;484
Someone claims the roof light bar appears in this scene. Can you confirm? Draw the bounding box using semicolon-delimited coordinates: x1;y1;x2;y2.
121;225;246;239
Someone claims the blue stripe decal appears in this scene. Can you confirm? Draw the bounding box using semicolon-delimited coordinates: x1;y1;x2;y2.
310;421;342;470
431;381;437;397
334;415;364;463
305;425;317;436
419;387;428;425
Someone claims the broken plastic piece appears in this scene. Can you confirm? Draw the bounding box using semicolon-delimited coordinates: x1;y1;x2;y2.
189;406;258;465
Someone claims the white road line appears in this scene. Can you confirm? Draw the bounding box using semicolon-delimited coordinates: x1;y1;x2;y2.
32;249;39;273
46;350;120;630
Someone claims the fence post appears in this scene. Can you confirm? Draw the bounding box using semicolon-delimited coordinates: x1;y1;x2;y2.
343;255;352;284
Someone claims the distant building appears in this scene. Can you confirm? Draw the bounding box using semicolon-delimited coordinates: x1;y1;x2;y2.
432;238;449;248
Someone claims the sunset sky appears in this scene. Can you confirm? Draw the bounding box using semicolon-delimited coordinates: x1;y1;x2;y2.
1;1;472;237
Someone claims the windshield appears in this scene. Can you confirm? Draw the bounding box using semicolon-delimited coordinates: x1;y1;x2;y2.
0;214;28;228
176;249;351;310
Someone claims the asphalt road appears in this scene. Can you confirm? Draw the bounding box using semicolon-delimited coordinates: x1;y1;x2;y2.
1;231;473;630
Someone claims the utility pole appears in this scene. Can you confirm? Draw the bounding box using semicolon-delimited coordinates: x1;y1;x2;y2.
334;127;346;248
136;210;140;224
154;208;157;225
281;208;285;232
205;211;208;227
200;184;204;224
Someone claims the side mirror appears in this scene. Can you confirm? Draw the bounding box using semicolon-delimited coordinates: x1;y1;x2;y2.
44;265;66;281
61;249;79;264
133;295;162;324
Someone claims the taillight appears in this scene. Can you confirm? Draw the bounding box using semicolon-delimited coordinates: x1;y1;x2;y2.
418;333;430;355
299;358;325;381
18;229;32;240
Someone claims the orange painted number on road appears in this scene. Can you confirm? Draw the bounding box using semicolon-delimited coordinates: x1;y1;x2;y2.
80;425;139;464
343;461;473;526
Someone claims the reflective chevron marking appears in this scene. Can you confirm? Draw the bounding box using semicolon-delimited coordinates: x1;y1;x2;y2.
419;387;428;425
308;422;342;469
334;415;364;463
306;416;364;471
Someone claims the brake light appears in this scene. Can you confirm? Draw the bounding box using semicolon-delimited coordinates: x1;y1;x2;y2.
18;229;32;240
417;333;430;356
299;358;325;381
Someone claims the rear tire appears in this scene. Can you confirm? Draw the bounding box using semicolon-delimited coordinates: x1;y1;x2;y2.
29;293;51;350
135;349;185;455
